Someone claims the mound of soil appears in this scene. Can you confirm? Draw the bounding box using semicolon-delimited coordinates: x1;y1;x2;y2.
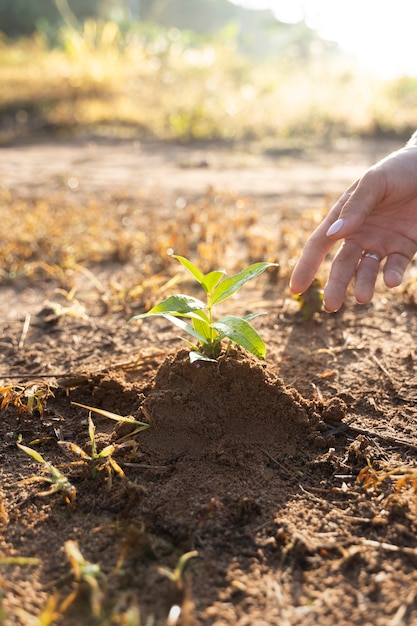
142;348;327;455
128;349;344;545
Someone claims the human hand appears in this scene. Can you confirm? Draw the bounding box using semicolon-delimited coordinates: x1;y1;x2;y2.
290;145;417;312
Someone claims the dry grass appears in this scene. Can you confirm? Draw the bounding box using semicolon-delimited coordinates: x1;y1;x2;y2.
0;185;285;317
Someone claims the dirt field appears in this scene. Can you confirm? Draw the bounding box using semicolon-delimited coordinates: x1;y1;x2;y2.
1;136;417;626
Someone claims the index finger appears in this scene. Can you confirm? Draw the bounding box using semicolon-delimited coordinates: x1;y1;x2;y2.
289;192;354;294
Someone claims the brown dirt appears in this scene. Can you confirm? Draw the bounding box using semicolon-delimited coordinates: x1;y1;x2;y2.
1;137;417;626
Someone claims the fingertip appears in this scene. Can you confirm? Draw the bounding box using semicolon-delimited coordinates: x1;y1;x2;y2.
325;218;345;238
323;303;341;313
384;268;403;288
322;294;342;313
323;285;345;313
289;269;311;296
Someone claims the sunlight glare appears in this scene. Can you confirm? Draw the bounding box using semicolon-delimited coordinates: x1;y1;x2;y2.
231;0;417;77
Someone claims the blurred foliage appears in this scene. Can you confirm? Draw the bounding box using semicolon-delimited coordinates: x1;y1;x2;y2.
0;0;117;37
0;2;415;144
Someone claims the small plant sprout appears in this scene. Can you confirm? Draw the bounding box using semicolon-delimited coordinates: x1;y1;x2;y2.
14;593;62;626
71;401;150;437
158;550;198;626
62;402;149;489
16;442;76;504
293;277;323;320
158;550;198;588
59;413;125;490
64;540;105;619
130;255;278;362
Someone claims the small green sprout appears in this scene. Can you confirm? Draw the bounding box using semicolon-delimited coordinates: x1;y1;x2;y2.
0;556;40;566
130;255;278;362
59;414;125;490
293;277;324;320
62;402;149;489
64;540;104;619
14;593;62;626
17;442;76;504
71;401;150;438
158;550;198;586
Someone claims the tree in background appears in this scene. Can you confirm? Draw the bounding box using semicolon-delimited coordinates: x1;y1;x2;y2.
0;0;253;38
0;0;118;37
139;0;237;33
0;0;330;67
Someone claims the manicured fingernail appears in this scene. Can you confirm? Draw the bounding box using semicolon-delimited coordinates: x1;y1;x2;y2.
326;218;345;237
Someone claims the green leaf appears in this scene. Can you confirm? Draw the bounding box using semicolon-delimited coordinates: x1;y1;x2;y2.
71;402;149;428
17;442;46;465
88;415;97;457
97;444;115;459
172;256;225;294
211;262;278;305
172;255;204;284
293;277;323;320
243;312;267;322
211;315;266;359
191;311;214;343
162;314;208;344
189;351;218;363
202;270;226;294
192;317;212;343
130;294;205;320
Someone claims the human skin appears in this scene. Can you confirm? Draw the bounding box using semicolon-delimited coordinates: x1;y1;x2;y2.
290;137;417;312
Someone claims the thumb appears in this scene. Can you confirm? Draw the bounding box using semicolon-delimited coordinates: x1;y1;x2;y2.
326;171;385;238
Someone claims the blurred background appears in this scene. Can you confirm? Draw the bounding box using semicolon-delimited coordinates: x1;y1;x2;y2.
1;0;416;147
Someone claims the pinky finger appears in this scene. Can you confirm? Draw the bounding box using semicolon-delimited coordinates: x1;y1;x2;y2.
383;253;411;288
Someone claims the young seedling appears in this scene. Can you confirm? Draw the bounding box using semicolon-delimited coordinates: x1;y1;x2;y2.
14;593;62;626
158;550;198;589
55;403;150;489
64;540;105;619
293;277;324;320
130;255;278;362
59;414;125;490
71;401;150;438
158;550;198;626
16;442;76;504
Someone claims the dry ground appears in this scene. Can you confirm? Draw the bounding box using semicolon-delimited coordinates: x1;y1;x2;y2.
1;137;417;625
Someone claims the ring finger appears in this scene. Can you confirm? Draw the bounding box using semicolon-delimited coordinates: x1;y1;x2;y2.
355;251;382;303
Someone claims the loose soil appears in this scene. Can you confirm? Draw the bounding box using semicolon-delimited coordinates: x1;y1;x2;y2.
1;137;417;626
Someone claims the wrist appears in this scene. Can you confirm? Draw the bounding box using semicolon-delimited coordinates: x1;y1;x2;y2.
406;130;417;147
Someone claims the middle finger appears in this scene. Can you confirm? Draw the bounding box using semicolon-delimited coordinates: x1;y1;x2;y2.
323;241;363;311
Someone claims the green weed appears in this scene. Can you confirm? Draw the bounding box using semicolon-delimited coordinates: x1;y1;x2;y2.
64;540;105;619
293;277;323;320
61;402;149;488
131;255;278;362
71;401;150;439
16;442;76;503
158;550;198;586
59;414;125;489
13;594;62;626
